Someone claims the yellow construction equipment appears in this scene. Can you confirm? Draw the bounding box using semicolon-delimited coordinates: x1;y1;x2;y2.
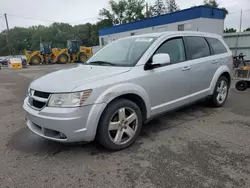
24;40;93;65
24;43;53;65
51;48;70;64
67;40;92;63
24;49;44;65
24;43;69;65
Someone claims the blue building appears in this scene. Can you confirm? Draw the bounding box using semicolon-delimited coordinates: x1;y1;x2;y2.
99;6;225;45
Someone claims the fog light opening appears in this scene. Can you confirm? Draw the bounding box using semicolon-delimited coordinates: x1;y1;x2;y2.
60;133;67;139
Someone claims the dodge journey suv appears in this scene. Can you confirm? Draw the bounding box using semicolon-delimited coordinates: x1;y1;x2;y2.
23;31;232;150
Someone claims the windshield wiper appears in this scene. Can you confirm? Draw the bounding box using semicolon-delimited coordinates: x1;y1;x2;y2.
88;61;117;66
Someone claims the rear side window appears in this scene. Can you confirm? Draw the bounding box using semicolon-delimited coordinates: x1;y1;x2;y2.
185;36;210;60
206;37;227;54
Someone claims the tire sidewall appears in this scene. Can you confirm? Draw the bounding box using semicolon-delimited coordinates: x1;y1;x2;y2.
97;99;142;150
212;76;229;107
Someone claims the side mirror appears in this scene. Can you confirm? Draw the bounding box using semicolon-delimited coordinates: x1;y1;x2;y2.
152;53;170;65
145;53;170;70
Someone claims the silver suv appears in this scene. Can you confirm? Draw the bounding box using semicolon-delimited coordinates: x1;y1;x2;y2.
23;31;232;150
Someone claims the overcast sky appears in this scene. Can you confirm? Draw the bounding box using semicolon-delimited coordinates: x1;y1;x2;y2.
0;0;250;32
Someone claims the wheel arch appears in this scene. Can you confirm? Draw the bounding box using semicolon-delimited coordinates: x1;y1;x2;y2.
109;93;147;123
209;65;231;95
94;83;151;122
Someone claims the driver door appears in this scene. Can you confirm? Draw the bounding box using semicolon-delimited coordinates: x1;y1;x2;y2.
141;37;192;116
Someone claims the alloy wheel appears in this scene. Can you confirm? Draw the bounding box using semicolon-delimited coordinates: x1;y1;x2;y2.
216;80;228;104
108;107;138;145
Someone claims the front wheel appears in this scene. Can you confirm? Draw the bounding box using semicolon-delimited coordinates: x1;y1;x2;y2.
58;54;68;64
30;55;42;65
79;53;87;63
209;76;229;107
97;99;142;150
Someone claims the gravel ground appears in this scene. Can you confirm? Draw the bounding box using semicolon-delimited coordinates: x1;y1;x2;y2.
0;65;250;188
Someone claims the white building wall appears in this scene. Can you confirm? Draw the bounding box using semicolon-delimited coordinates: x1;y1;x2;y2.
99;18;224;45
196;18;224;35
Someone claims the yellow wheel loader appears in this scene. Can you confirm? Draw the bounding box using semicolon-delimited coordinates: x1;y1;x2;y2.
24;49;44;65
67;40;92;63
24;43;53;65
25;43;71;65
51;48;70;64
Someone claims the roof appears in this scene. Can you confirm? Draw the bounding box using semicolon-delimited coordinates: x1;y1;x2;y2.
99;6;225;36
118;31;221;40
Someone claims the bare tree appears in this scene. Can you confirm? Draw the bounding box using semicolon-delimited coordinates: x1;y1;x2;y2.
165;0;180;13
152;0;166;16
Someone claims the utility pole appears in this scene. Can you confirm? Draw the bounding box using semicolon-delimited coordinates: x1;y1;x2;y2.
4;13;10;32
146;3;149;18
235;9;243;56
4;13;13;55
239;9;243;32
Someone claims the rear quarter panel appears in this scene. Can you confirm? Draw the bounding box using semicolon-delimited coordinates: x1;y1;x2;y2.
219;37;233;70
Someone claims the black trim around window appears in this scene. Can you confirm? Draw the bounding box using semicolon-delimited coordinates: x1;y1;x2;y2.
204;37;213;55
205;37;228;55
144;37;187;70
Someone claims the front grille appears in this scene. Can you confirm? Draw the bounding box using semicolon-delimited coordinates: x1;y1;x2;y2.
34;90;51;98
32;100;46;109
29;89;51;110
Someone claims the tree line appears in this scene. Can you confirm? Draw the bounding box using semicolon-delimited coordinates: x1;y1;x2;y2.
0;0;229;56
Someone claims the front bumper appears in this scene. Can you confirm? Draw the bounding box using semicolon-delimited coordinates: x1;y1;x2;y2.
23;97;106;142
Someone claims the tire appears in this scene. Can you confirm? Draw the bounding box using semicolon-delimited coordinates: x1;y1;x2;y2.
58;54;68;64
235;81;248;91
209;76;229;107
30;56;42;65
79;53;87;63
97;99;142;151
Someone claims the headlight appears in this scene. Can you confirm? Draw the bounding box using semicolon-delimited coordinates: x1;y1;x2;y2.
48;90;92;107
27;88;34;96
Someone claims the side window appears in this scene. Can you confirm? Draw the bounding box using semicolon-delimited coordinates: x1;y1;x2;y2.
185;36;210;60
206;37;227;54
155;38;186;64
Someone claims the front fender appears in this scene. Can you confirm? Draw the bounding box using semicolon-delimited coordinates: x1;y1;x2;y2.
209;65;231;95
94;83;151;118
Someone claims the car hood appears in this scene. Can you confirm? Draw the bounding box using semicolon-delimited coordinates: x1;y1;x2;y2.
30;65;131;92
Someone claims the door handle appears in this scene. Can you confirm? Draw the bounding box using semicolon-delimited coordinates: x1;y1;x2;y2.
182;66;191;71
212;60;218;64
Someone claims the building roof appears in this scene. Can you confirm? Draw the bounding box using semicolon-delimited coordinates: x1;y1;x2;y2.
99;6;225;37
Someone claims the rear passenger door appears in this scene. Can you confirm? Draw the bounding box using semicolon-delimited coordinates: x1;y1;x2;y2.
184;36;217;98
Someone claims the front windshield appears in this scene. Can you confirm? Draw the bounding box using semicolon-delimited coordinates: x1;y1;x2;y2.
86;37;156;66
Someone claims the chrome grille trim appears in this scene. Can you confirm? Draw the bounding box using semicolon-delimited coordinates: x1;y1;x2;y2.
28;89;51;110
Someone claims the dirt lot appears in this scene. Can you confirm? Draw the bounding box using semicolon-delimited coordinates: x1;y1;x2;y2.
0;65;250;188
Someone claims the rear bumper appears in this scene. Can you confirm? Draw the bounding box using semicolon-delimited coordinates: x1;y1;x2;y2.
23;97;106;142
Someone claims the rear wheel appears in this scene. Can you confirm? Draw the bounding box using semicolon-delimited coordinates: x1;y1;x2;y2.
30;55;42;65
209;76;229;107
58;54;68;64
97;99;142;150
